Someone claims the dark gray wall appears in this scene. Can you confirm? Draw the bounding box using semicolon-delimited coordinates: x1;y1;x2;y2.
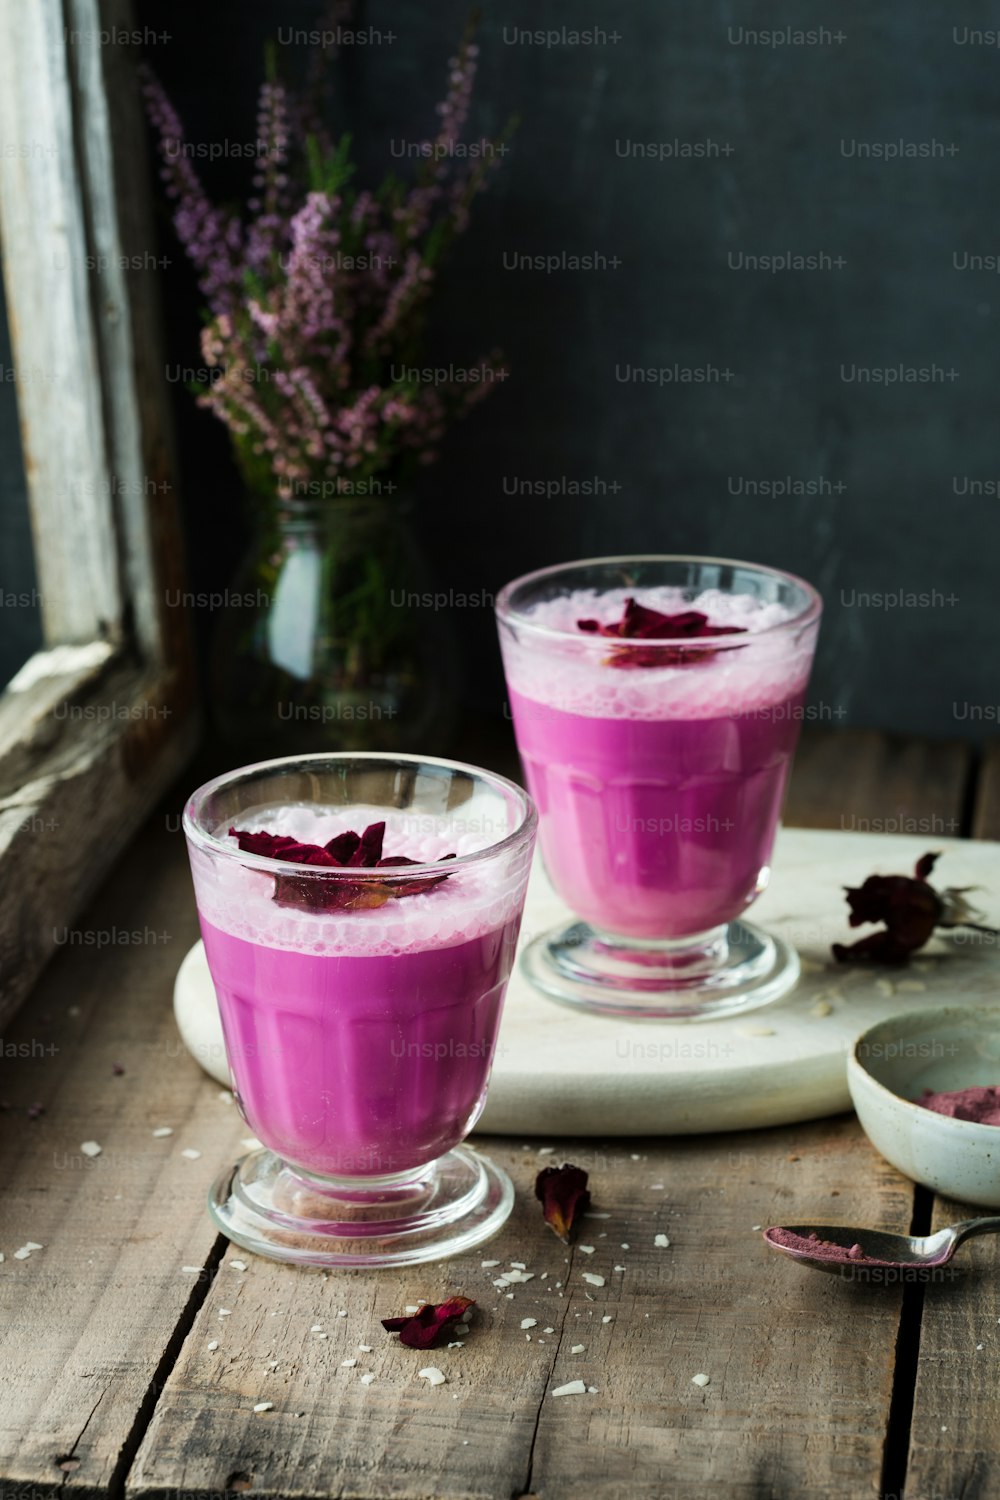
6;2;997;734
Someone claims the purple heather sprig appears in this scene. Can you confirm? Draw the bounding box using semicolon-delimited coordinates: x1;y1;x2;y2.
143;18;509;498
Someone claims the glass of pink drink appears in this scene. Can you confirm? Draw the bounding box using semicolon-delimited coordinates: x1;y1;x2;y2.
183;753;536;1267
497;556;821;1019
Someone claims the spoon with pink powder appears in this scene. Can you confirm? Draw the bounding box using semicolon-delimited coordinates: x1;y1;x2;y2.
763;1217;1000;1274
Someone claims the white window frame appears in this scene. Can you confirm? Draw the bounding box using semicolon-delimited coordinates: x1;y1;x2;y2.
0;0;198;1025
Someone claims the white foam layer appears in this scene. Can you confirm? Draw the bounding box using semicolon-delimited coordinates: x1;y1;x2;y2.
501;586;817;720
189;801;529;957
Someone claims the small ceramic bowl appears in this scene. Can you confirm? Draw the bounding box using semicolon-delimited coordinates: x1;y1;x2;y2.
848;1006;1000;1208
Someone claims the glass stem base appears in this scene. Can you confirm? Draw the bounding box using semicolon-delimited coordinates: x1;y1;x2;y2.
208;1143;513;1268
521;918;800;1020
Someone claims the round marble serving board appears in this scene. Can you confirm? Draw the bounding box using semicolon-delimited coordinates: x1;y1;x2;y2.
173;828;1000;1136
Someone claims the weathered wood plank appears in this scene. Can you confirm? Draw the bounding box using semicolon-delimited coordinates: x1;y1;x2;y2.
524;1120;912;1500
0;818;246;1495
971;741;1000;841
0;0;122;644
129;1113;912;1500
784;727;970;838
0;659;197;1030
903;1195;1000;1500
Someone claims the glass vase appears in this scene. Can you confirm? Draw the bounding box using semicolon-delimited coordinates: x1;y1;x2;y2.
210;496;458;757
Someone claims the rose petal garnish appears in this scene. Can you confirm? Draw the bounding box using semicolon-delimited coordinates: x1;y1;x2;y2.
535;1163;591;1243
381;1296;475;1350
832;851;997;965
350;821;386;866
229;824;455;914
577;596;746;669
325;829;361;863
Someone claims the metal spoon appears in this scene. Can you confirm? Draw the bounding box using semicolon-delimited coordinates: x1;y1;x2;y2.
763;1218;1000;1273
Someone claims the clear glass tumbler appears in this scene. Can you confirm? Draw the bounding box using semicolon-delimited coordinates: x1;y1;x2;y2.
183;752;536;1266
496;555;821;1020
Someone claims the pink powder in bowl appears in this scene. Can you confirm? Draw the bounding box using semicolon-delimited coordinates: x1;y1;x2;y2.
918;1085;1000;1126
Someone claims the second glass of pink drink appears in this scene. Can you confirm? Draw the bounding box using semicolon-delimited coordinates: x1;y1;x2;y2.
497;556;821;1019
183;753;536;1266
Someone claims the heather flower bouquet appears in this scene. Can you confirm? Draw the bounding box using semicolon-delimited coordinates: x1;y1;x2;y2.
143;22;508;754
143;26;505;497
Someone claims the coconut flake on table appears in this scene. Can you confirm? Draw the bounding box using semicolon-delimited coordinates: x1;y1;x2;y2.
151;1127;173;1138
581;1273;605;1287
253;1401;274;1413
181;1148;202;1160
207;1340;219;1350
418;1367;447;1385
578;1245;595;1255
481;1259;501;1268
359;1373;376;1385
552;1380;588;1398
654;1234;671;1248
80;1140;102;1157
571;1344;586;1353
341;1358;357;1368
521;1318;538;1329
229;1259;248;1271
692;1373;711;1388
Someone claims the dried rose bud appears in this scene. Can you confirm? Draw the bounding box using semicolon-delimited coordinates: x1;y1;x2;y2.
832;851;995;965
535;1163;591;1243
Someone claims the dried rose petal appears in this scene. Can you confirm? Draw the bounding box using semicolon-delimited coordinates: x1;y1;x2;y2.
350;821;386;866
578;596;746;669
535;1163;591;1243
229;824;455;915
381;1296;475;1350
325;829;361;863
832;851;995;965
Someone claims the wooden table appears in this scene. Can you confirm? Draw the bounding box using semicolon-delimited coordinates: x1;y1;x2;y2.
2;727;998;1500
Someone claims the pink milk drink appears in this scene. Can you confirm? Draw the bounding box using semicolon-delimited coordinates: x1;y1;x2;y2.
497;557;821;1020
184;753;536;1268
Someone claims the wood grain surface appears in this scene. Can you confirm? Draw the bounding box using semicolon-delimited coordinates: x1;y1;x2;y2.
129;1121;911;1500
